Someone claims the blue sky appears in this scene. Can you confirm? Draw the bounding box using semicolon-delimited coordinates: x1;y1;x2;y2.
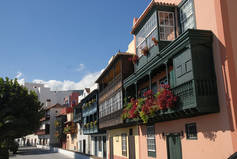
0;0;151;90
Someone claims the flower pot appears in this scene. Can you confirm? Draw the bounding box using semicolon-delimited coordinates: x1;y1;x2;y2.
152;37;158;46
141;46;149;56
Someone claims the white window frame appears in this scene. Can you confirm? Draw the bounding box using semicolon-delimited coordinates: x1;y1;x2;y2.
121;133;127;156
147;125;156;157
179;0;196;33
136;11;158;57
158;11;175;41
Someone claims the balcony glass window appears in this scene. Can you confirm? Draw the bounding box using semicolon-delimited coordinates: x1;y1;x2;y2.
151;83;157;94
158;11;175;41
179;0;195;32
147;125;156;157
99;90;122;118
136;11;158;57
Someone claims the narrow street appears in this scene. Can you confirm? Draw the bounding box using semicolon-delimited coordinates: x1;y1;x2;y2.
9;147;72;159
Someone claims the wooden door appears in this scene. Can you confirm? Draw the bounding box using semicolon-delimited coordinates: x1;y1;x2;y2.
128;135;136;159
167;134;182;159
95;137;98;156
83;139;86;154
109;137;114;159
103;136;107;159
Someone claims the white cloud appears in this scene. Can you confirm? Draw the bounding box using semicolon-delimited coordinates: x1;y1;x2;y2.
33;70;103;91
16;72;23;78
75;64;85;72
15;72;24;85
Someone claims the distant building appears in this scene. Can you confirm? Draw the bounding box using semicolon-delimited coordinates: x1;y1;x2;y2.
18;82;82;147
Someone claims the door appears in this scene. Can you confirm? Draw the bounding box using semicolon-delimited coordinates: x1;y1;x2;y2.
83;139;86;154
167;134;182;159
128;129;136;159
103;136;107;159
95;137;98;156
109;137;114;159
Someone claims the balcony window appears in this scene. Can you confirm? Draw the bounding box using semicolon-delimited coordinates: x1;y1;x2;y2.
159;77;168;86
158;11;175;41
99;90;122;118
136;11;158;57
151;83;157;94
179;0;196;33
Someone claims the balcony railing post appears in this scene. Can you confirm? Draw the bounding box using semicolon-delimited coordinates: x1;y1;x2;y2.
148;71;151;90
164;60;169;84
135;82;138;98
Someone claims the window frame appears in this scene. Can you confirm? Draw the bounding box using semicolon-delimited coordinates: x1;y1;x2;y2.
178;0;197;33
135;11;159;58
147;125;156;157
158;11;175;41
185;123;197;140
121;133;127;156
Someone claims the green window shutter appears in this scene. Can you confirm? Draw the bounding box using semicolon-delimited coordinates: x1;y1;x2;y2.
169;70;175;88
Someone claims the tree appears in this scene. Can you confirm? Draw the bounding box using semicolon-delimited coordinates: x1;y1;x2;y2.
0;77;44;158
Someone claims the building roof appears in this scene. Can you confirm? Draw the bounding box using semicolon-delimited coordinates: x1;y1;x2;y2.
95;52;133;83
46;103;64;110
131;0;175;34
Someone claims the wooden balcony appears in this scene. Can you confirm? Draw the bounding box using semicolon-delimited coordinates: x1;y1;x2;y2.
99;74;122;104
123;29;219;123
83;125;98;135
99;109;123;129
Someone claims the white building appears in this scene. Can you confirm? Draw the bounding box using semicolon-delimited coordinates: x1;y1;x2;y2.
19;82;82;147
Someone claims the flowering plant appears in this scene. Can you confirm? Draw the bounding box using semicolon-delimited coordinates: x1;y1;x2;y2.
129;54;139;64
54;120;60;127
152;37;158;46
156;84;178;109
122;85;178;123
55;131;60;137
141;46;149;56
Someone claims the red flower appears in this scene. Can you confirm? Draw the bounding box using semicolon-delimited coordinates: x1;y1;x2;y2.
157;85;177;109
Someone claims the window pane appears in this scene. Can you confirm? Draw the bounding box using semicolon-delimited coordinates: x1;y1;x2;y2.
147;125;156;157
179;0;195;32
159;11;175;41
136;11;158;56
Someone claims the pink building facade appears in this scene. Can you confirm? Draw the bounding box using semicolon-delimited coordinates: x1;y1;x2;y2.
122;0;237;159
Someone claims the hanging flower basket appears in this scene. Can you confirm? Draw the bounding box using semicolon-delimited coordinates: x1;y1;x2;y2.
152;37;158;46
141;46;149;56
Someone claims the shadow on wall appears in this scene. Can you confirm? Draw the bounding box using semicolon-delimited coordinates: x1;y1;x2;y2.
139;34;236;142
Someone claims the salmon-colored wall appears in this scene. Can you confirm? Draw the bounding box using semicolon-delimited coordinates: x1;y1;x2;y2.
193;0;237;153
139;113;233;159
134;0;237;158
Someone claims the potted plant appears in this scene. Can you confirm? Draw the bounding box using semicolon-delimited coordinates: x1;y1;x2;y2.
90;122;94;128
132;54;138;64
152;37;158;46
94;120;97;126
141;46;149;56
